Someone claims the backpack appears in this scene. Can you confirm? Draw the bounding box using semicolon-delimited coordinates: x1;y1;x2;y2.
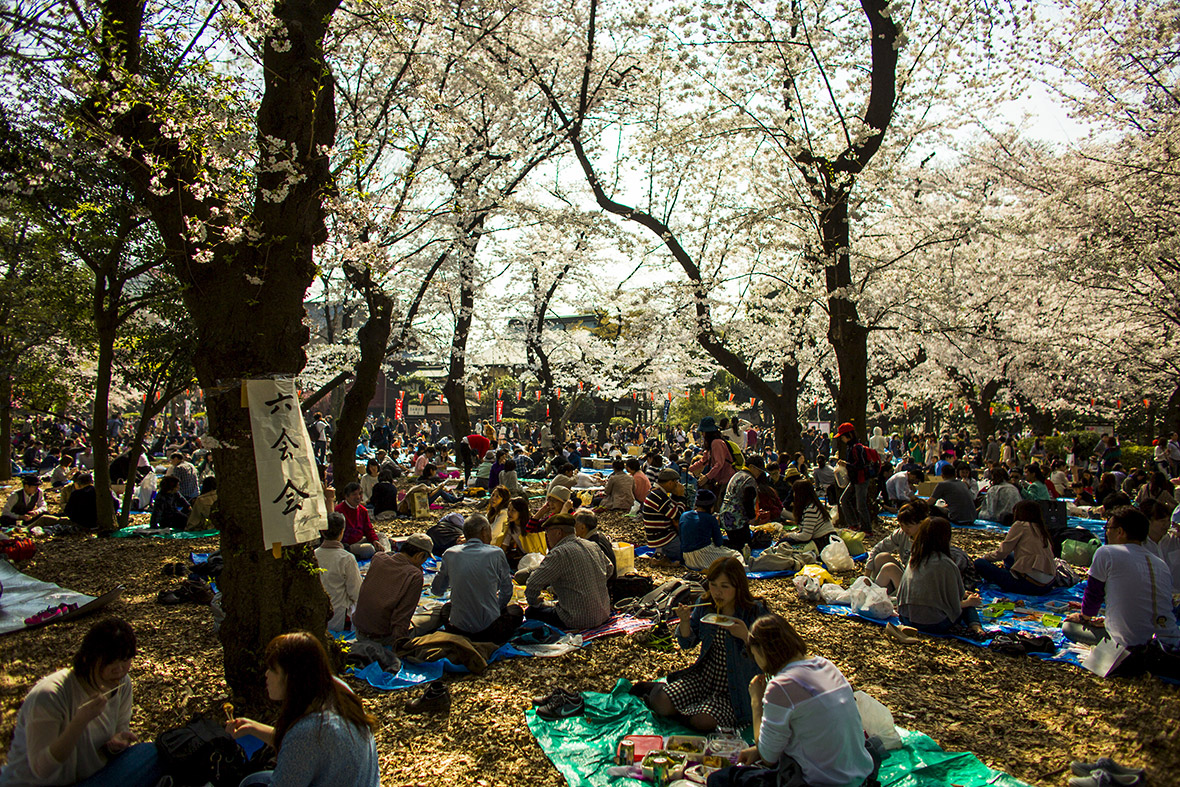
156;715;249;786
724;440;745;470
614;578;703;622
0;536;36;562
862;447;883;480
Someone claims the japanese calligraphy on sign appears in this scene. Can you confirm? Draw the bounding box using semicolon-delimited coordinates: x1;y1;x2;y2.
247;379;326;549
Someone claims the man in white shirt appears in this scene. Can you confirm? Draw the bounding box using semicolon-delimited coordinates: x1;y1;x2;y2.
1064;507;1179;671
314;513;363;630
884;469;922;507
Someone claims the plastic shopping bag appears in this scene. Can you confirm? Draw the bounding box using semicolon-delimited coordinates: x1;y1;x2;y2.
848;576;895;620
854;690;903;750
793;574;822;602
820;534;855;572
819;583;851;605
799;563;838;585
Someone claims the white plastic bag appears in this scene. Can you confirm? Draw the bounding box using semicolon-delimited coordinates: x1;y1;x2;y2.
848;576;894;620
819;583;851;605
136;472;157;510
793;574;821;602
517;552;545;573
820;534;855;572
854;690;903;750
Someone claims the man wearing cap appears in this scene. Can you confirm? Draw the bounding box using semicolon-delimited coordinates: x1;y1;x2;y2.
525;514;612;630
642;468;687;562
719;455;765;549
679;490;742;570
353;533;434;645
529;485;574;532
433;513;522;644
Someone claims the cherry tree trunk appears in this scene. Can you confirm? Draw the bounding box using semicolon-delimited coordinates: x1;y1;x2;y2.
0;377;11;481
444;231;479;441
331;293;393;489
90;316;118;534
822;199;869;436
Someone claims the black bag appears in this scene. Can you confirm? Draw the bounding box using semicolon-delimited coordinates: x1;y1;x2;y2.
610;573;655;604
614;578;702;622
156;715;247;786
1037;500;1069;540
426;515;464;557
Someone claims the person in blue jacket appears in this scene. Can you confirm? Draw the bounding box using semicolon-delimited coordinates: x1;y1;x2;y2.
641;557;769;732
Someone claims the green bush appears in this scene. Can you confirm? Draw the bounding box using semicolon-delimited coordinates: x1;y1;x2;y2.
1121;446;1154;471
609;417;634;427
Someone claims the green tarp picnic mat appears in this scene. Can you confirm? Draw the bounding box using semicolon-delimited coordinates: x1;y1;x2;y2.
527;678;1028;787
109;525;218;539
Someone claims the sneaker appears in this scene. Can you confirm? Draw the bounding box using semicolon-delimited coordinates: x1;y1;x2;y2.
24;602;78;625
634;622;675;652
1070;759;1146;779
536;693;585;721
532;687;579;708
407;681;451;715
1068;770;1145;787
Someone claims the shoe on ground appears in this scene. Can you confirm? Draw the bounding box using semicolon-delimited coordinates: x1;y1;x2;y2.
407;680;451;715
885;623;919;645
634;623;675;652
532;687;578;708
1068;769;1145;787
1070;758;1146;779
536;693;585;721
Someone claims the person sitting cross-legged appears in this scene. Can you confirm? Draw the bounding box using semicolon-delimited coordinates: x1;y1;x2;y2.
352;533;433;647
335;482;386;559
896;516;985;638
315;513;363;631
0;617;163;787
643;469;686;563
866;499;929;594
972;500;1058;596
149;476;190;531
433;513;523;644
1;475;66;530
524;514;612;631
1063;506;1180;673
679;490;742;571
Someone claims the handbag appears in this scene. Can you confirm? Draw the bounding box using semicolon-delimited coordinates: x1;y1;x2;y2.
156;714;251;786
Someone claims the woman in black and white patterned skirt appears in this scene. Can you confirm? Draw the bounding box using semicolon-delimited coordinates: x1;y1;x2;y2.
641;557;768;732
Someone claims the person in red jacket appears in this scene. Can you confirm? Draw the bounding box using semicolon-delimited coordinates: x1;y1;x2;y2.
336;482;385;559
460;433;492;486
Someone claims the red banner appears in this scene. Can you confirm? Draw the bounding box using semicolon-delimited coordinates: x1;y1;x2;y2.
495;399;503;422
394;398;403;420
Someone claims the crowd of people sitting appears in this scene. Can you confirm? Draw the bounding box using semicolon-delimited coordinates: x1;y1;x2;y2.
3;411;1180;786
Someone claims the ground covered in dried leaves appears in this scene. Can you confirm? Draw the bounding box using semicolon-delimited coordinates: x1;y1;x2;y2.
2;490;1178;787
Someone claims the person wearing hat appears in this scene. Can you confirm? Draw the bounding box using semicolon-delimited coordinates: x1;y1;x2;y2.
835;422;874;534
767;463;800;509
679;490;743;570
719;455;764;549
352;533;434;646
528;484;574;532
688;417;737;493
525;514;612;630
642;468;687;562
1;475;65;529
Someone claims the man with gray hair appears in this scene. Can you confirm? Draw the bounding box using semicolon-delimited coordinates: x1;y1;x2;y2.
432;512;522;643
574;508;617;583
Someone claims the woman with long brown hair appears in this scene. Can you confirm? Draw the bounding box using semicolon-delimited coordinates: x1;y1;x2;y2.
973;500;1059;595
635;557;768;732
227;632;379;786
782;479;837;552
896;517;985;638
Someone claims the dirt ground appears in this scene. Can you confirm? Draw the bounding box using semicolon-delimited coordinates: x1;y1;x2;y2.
2;489;1178;787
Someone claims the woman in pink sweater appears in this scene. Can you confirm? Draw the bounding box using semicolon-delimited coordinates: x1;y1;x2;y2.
972;500;1060;595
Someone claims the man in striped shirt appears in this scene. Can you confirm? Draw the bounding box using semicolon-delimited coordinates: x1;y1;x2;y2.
642;468;685;562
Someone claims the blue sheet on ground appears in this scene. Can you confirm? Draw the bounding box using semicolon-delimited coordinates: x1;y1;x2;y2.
879;510;1106;538
341;621;560;691
634;544;866;579
818;580;1092;668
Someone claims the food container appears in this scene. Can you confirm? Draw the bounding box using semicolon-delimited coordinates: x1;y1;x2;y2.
620;734;665;760
704;734;744;767
640;750;687;781
666;735;708;762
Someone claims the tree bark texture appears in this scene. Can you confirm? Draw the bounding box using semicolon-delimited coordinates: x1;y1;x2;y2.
444;227;480;442
331;282;393;489
96;0;340;702
0;376;11;481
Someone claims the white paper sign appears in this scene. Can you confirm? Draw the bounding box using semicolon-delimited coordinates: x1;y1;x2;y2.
246;379;327;549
